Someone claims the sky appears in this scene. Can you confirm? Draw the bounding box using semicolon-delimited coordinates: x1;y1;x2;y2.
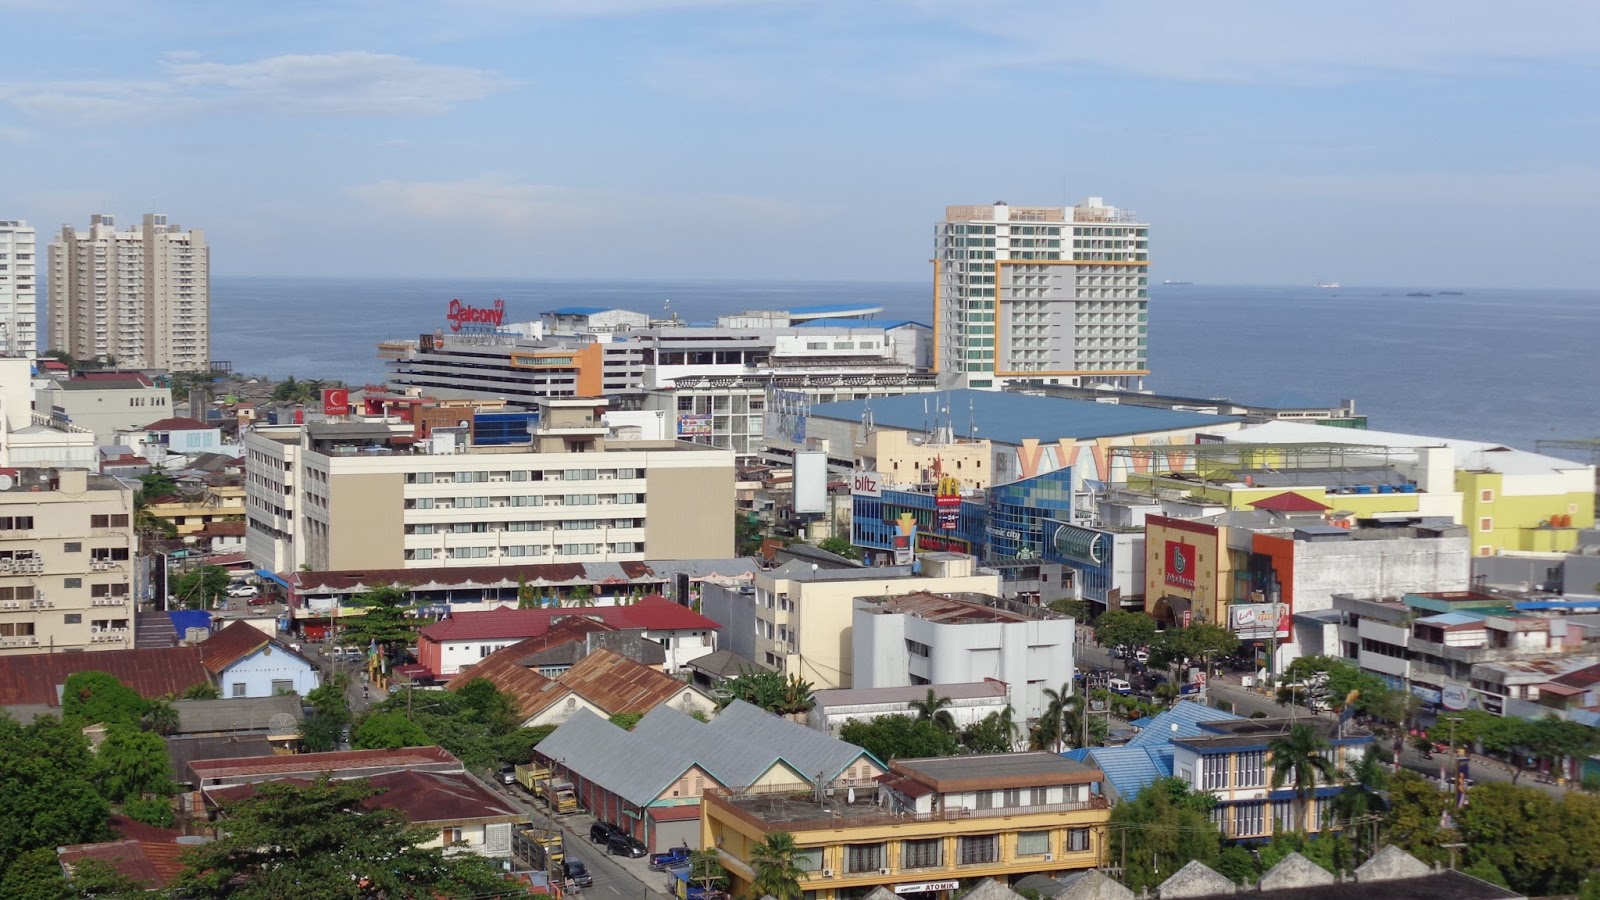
2;0;1598;287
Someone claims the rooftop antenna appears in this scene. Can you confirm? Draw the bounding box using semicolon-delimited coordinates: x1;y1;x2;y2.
969;397;978;439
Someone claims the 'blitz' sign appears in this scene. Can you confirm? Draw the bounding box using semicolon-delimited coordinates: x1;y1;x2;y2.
850;471;883;497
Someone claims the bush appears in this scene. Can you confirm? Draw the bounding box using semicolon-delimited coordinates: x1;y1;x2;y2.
122;797;175;829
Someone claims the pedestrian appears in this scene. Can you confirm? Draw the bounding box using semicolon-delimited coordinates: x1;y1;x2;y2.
362;685;370;701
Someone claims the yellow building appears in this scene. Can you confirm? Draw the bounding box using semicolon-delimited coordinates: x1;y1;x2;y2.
701;752;1110;900
859;429;995;493
146;484;245;536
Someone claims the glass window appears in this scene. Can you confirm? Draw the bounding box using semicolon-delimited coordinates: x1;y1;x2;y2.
845;843;883;874
900;838;942;869
957;835;998;866
793;848;823;872
1067;828;1090;852
1015;831;1049;857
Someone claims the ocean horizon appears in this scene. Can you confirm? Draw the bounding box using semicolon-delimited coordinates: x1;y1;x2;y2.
212;277;1600;453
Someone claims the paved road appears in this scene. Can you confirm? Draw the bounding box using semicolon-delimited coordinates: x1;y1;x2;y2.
485;782;675;900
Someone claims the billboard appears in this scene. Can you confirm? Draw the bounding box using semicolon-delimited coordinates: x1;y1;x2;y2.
894;512;917;565
850;471;883;497
934;474;961;531
1229;603;1290;640
676;414;713;437
1164;540;1197;590
793;450;828;514
1441;682;1470;711
322;388;350;416
768;389;809;444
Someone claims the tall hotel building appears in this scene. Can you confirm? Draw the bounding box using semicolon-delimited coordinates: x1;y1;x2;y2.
48;214;210;373
934;199;1149;390
0;220;37;358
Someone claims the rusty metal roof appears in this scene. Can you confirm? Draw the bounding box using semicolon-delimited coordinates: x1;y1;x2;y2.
550;648;702;716
188;745;461;785
446;637;557;718
57;840;186;889
0;646;211;706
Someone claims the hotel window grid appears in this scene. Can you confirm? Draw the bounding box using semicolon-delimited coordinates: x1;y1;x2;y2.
1015;831;1049;857
845;843;884;874
1201;755;1228;790
1234;802;1265;837
1235;751;1265;788
957;835;998;866
901;838;943;869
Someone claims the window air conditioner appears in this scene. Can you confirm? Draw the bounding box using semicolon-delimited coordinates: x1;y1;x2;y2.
821;869;834;878
878;868;891;876
1044;853;1055;862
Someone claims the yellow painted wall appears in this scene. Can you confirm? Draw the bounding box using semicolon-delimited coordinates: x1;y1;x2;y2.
867;430;993;492
1144;518;1232;624
1458;470;1596;555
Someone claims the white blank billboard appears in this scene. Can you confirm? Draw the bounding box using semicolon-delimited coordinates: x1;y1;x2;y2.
793;451;828;514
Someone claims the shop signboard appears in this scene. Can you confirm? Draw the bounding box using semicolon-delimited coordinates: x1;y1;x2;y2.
1164;541;1197;590
850;471;883;497
676;414;713;437
1229;603;1289;640
1441;682;1470;711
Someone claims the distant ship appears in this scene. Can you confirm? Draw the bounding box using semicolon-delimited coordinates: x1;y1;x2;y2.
1316;281;1341;289
1406;292;1432;297
1163;280;1193;285
1439;290;1464;296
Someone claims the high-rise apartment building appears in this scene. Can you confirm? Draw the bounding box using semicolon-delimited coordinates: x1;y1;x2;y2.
0;220;38;358
48;213;210;373
934;199;1149;391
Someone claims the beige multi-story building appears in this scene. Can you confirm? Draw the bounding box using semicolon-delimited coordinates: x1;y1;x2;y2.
48;213;210;372
698;552;1002;689
0;219;38;358
245;397;735;574
0;468;136;655
935;199;1149;391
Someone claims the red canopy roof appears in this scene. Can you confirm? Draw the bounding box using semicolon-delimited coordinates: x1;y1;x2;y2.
1249;492;1332;513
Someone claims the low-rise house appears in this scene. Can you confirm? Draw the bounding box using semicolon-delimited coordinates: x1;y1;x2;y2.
683;647;766;690
808;681;1011;736
57;839;188;893
451;645;715;727
702;751;1110;900
535;700;884;852
200;620;320;699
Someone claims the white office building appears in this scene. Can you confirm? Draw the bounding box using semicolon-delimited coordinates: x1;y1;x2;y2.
0;221;37;358
48;214;210;372
935;199;1149;391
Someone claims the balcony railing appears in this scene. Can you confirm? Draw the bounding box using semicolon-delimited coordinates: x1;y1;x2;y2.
704;787;1107;833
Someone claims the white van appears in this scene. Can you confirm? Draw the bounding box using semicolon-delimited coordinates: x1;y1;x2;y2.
1108;677;1132;695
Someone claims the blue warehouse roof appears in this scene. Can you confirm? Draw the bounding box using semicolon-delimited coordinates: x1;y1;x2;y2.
545;306;612;316
1079;745;1174;801
1128;700;1246;747
810;390;1235;446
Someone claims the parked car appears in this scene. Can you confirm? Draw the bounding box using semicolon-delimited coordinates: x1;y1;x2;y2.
590;822;624;845
649;846;693;871
495;765;517;786
226;584;260;598
606;833;647;858
562;858;594;888
1133;648;1150;664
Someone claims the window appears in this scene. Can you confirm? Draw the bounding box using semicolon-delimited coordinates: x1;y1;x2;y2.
270;679;293;694
231;683;246;698
64;578;82;589
63;542;81;553
1479;517;1493;532
974;791;994;810
1272;800;1295;834
957;835;998;866
1201;755;1228;790
1235;750;1265;788
905;639;931;658
405;472;434;484
1234;802;1264;837
793;848;824;872
1002;788;1022;808
442;827;464;844
404;498;435;510
1031;787;1049;805
1015;831;1049;857
1067;828;1090;852
0;516;34;530
844;843;883;874
63;613;82;624
1480;488;1493;502
901;838;943;869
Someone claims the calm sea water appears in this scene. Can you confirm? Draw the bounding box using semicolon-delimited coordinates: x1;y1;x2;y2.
213;277;1600;451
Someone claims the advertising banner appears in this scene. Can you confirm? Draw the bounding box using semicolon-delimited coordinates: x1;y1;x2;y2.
676;414;713;437
321;388;350;416
935;474;961;531
1441;682;1470;711
1230;603;1290;640
1164;541;1197;590
850;471;883;497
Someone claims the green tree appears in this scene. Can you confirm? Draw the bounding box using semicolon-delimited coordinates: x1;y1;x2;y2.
96;725;175;802
364;680;545;772
0;714;112;887
1046;597;1090;620
1268;723;1335;833
960;706;1017;754
337;585;420;651
749;831;806;900
300;673;352;753
182;681;222;700
1459;781;1570;895
1381;770;1455;866
1035;681;1084;753
141;698;180;736
816;536;861;561
1109;777;1221;893
735;513;764;556
172;565;231;610
516;574;538;609
608;712;644;731
122;796;176;829
565;583;595;608
62;671;149;727
1278;656;1403;720
0;847;69;900
351;712;432;750
719;670;815;715
137;466;179;500
908;689;955;732
1331;747;1390;859
839;714;960;762
1093;609;1157;659
174;777;522;899
1155;622;1240;676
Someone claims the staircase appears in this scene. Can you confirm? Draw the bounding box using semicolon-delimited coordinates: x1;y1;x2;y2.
135;610;178;649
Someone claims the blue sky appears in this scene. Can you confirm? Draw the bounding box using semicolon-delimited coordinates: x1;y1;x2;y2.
2;0;1597;287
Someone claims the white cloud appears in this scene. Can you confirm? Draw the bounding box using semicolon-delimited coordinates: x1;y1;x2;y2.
0;51;504;121
0;125;32;143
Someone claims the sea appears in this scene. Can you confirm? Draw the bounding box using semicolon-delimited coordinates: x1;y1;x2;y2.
213;277;1600;452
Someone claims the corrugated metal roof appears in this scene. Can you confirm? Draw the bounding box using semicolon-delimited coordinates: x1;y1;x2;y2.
808;390;1234;446
447;638;556;717
57;840;186;888
1416;612;1485;628
1083;745;1173;800
535;708;697;807
188;746;460;784
709;699;884;779
814;681;1008;709
0;646;211;706
552;649;705;715
198;621;273;674
173;695;303;734
419;595;719;643
1127;700;1245;747
631;705;802;788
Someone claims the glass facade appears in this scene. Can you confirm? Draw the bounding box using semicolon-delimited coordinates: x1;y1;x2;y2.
1043;521;1116;604
850;469;1073;565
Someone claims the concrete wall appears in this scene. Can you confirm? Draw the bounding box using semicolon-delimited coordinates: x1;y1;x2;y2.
327;472;406;570
1293;537;1470;613
700;583;757;661
852;605;1075;720
645;461;733;559
808;694;1007;735
219;645;321;698
38;384;175;442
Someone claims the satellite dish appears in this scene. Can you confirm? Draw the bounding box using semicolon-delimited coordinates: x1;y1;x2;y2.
268;713;299;734
0;475;12;490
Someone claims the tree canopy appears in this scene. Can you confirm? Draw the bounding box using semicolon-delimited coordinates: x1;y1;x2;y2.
361;678;545;771
62;671;149;727
95;725;175;803
174;777;522;899
1094;609;1158;657
839;714;960;762
350;712;432;751
0;714;113;889
337;585;422;650
719;670;815;715
1109;777;1220;893
172;565;232;610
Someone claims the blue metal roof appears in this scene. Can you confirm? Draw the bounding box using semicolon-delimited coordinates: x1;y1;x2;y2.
1127;700;1246;747
1416;612;1484;627
1082;745;1173;800
791;317;932;330
810;391;1234;445
1516;599;1600;611
787;303;883;316
545;306;611;316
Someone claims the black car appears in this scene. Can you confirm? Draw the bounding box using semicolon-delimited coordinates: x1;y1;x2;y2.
562;858;594;888
590;822;624;845
606;833;647;858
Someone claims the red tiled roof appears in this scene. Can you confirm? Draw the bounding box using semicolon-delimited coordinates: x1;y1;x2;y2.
1249;491;1332;513
200;521;248;537
139;416;211;431
1550;663;1600;690
188;746;460;783
0;645;211;706
419;595;718;644
58;840;186;889
40;359;69;370
198;621;274;675
294;560;656;594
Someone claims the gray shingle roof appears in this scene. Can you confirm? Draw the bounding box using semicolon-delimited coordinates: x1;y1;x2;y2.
174;695;304;735
708;700;884;781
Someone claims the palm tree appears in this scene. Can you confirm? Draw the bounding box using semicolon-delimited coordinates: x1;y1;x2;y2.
749;831;806;900
1268;722;1337;833
993;703;1019;751
1331;747;1391;858
909;689;956;732
1037;681;1078;752
141;699;180;736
